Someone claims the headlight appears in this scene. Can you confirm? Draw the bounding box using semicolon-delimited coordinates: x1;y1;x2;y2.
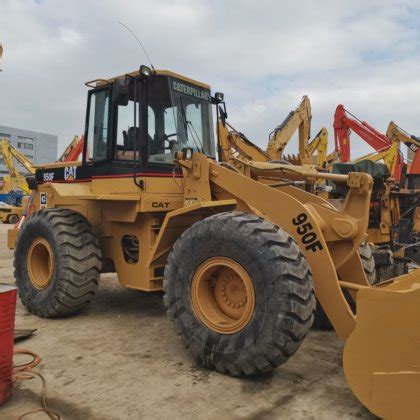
140;65;151;77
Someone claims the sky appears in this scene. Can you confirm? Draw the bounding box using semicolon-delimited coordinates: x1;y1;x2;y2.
1;0;420;158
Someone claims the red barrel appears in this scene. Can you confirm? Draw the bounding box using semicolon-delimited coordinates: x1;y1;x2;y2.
0;284;17;406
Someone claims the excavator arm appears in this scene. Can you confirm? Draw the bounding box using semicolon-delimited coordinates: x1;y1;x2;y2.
301;127;337;167
386;121;420;176
1;139;35;176
0;138;35;195
218;96;330;170
266;95;312;160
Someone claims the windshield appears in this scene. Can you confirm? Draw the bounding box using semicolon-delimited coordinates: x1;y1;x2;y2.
147;76;215;165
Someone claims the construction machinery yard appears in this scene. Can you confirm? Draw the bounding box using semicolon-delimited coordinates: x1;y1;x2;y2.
1;13;420;413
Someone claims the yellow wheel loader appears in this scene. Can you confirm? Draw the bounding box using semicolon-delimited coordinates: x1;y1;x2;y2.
8;66;420;419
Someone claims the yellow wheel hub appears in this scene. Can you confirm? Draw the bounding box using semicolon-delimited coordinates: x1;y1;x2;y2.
27;238;54;290
191;257;255;334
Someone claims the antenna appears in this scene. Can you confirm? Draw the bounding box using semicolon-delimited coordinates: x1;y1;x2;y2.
118;22;155;71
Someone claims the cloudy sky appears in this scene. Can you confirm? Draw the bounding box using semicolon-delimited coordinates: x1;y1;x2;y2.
1;0;420;158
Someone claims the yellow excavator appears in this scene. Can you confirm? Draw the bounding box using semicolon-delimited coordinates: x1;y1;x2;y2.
8;66;420;418
218;96;334;171
266;95;311;161
0;138;36;195
266;95;336;166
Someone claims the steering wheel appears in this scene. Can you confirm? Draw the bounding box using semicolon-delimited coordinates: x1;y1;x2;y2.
159;133;178;150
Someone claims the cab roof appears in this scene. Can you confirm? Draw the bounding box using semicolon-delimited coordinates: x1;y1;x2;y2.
87;69;211;90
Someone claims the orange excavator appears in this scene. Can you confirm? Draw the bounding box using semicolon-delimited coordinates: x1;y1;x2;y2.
57;135;85;162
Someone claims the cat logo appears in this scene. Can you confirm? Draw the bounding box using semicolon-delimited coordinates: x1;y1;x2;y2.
152;202;170;209
64;166;77;181
40;192;47;208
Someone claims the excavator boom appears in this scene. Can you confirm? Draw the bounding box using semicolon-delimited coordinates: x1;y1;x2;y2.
266;95;311;160
333;105;405;181
57;135;85;162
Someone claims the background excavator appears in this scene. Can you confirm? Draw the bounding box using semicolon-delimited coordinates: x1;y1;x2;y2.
218;95;334;172
333;105;420;265
266;95;336;166
386;121;420;189
0;138;35;196
0;135;85;225
334;104;420;183
57;134;85;162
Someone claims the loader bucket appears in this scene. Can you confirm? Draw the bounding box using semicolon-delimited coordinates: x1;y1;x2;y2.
343;270;420;419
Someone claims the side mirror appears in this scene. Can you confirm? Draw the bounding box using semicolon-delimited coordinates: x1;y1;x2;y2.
212;92;224;104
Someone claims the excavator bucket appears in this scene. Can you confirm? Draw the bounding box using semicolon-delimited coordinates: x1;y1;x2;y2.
343;270;420;419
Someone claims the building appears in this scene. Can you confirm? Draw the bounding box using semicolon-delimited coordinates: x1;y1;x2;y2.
0;125;57;176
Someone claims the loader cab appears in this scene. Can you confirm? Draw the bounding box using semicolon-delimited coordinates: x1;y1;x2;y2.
82;67;216;179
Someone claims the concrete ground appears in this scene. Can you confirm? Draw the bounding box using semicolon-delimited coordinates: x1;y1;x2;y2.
0;224;375;420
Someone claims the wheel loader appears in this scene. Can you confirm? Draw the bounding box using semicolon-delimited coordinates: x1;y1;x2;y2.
8;66;420;419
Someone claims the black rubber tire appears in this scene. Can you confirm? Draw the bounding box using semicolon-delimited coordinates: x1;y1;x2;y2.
312;242;377;330
358;242;377;285
164;211;315;376
14;208;102;317
7;214;19;224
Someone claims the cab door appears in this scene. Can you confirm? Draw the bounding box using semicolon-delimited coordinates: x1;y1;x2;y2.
82;85;113;178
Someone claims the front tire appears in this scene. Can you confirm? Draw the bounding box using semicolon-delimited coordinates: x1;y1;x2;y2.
164;212;315;376
14;208;102;317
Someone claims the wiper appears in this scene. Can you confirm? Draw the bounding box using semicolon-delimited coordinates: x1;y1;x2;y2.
179;96;205;153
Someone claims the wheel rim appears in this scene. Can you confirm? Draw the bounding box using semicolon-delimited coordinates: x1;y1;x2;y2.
190;257;255;334
27;238;55;290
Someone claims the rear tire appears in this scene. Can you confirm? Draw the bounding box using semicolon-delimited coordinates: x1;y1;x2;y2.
14;208;102;317
164;212;315;376
313;242;376;330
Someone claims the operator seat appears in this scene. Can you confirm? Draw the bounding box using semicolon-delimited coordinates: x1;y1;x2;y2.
124;126;141;151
